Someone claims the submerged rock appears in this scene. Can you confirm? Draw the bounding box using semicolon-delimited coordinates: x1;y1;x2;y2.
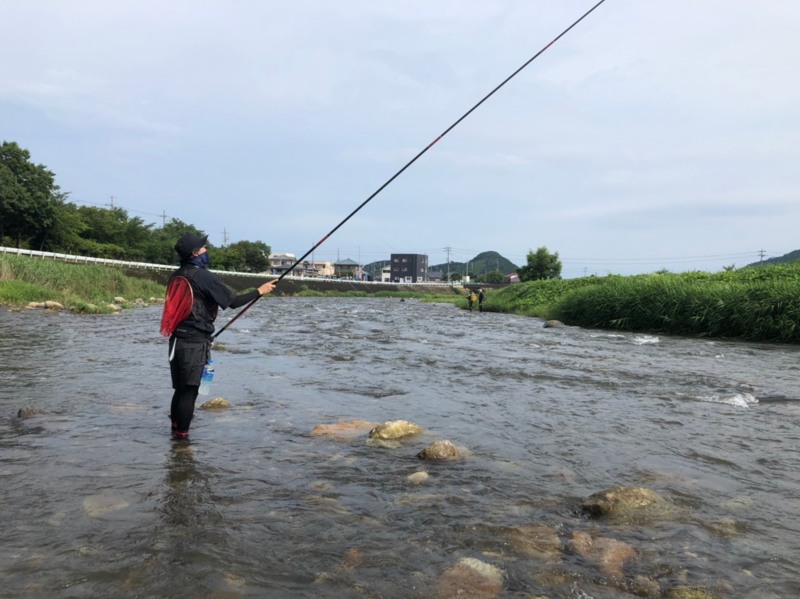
83;494;130;517
543;320;565;328
365;438;402;449
436;557;504;599
407;471;429;484
581;486;667;520
368;419;423;440
417;439;463;461
200;397;231;409
569;530;636;578
505;524;562;559
310;420;379;440
18;405;45;419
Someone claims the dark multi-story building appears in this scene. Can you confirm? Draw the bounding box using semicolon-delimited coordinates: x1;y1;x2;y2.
390;254;428;283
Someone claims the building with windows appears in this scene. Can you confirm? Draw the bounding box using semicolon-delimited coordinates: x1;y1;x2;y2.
334;258;361;279
390;253;428;283
269;253;296;276
269;253;334;277
381;265;392;283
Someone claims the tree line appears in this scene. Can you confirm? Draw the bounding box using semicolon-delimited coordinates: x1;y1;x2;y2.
2;140;563;279
0;141;271;272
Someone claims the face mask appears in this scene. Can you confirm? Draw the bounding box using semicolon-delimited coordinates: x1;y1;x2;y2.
190;252;211;268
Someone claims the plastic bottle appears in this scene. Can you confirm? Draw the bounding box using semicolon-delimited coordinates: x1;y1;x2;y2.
198;359;214;395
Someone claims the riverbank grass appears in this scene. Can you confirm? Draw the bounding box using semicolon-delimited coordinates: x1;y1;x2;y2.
0;254;164;313
486;264;800;343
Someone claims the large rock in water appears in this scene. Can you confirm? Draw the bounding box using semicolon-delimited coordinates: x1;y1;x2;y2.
417;439;463;461
200;397;230;409
18;405;46;419
368;419;423;440
581;486;667;521
543;320;565;328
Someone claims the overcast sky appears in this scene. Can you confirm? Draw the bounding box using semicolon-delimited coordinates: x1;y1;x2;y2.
2;1;798;276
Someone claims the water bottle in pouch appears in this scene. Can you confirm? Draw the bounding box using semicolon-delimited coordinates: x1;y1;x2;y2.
199;359;214;395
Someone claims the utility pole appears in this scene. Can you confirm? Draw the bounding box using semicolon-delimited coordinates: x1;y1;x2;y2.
758;249;766;264
108;195;115;209
223;228;229;247
445;246;451;283
161;210;168;227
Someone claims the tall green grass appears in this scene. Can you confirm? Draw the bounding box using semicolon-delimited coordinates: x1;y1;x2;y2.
484;277;606;317
487;264;800;343
0;254;164;312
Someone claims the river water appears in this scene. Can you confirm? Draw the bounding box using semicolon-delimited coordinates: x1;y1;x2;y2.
1;297;798;598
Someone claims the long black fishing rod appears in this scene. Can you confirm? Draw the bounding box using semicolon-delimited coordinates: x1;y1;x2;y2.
212;0;607;341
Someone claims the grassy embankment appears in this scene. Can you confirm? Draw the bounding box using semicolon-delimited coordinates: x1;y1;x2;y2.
0;254;461;311
0;254;165;313
484;263;800;343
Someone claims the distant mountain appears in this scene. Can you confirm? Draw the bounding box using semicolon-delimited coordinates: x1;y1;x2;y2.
431;251;518;277
747;249;800;267
363;251;518;278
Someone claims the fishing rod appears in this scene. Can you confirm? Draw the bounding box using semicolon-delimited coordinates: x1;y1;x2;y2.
212;0;607;341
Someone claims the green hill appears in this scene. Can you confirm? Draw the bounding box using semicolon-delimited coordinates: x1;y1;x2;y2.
430;251;518;277
748;249;800;267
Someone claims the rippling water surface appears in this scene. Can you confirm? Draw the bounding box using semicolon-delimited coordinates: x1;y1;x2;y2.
2;297;799;598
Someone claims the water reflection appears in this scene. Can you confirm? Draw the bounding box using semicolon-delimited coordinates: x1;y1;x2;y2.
162;443;207;528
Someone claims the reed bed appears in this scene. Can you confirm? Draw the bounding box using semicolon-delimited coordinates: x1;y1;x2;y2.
487;264;800;343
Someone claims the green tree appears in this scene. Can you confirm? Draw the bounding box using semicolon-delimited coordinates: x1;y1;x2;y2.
0;141;62;248
230;240;270;272
517;246;562;281
146;219;207;265
33;194;88;251
481;270;505;284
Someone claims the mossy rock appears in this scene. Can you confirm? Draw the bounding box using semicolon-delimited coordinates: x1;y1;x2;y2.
417;439;463;461
582;486;667;520
200;397;231;410
368;419;423;440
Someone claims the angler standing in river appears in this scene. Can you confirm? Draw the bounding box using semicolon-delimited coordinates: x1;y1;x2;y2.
160;233;276;440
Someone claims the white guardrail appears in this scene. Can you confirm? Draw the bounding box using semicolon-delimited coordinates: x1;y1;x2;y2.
0;246;460;286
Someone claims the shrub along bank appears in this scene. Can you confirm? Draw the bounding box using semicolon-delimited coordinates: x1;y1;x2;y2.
484;263;800;343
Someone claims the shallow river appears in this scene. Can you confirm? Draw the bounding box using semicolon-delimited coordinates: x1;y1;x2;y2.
1;297;799;598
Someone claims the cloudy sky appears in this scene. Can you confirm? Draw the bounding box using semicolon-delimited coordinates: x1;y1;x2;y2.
2;1;798;276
